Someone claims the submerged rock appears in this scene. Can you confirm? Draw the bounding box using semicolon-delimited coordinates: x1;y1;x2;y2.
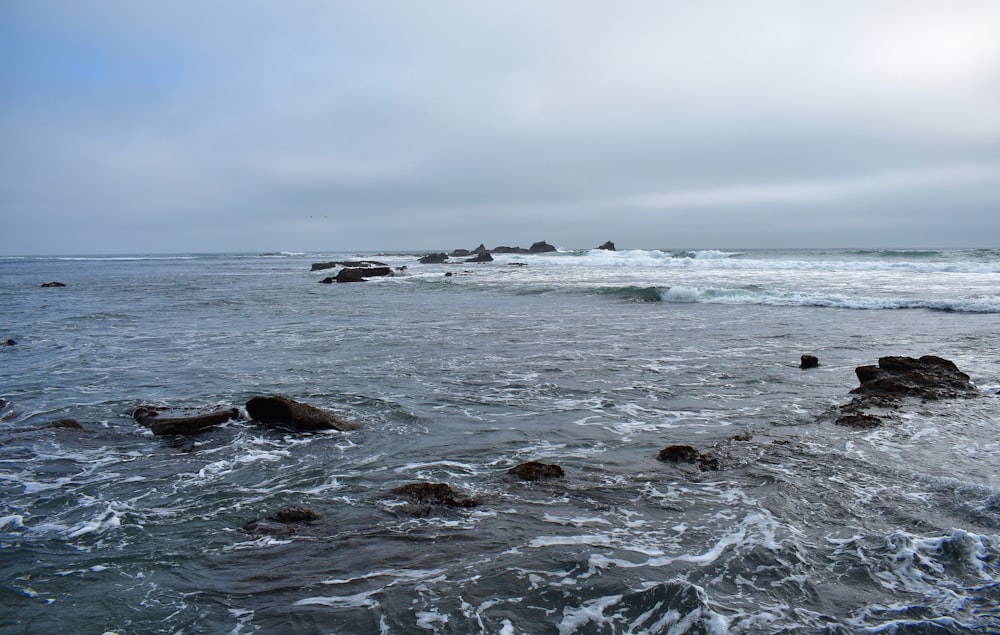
243;505;323;536
657;445;719;471
246;395;361;431
800;354;819;369
390;482;479;508
134;405;240;436
508;461;564;481
40;281;66;287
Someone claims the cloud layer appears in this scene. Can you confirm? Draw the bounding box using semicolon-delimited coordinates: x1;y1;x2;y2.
2;1;999;254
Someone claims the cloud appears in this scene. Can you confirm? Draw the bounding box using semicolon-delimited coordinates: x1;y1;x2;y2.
1;1;998;254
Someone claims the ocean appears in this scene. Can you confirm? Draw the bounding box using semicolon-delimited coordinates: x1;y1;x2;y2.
2;247;1000;634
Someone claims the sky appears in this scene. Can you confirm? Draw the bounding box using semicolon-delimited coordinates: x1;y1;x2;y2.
1;1;998;255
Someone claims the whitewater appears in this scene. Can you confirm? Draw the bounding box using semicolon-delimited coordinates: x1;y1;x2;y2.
2;247;1000;634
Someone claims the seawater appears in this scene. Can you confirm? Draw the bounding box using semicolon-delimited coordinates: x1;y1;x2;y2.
2;248;1000;634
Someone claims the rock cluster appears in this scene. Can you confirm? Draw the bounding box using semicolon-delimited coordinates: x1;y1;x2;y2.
132;396;361;436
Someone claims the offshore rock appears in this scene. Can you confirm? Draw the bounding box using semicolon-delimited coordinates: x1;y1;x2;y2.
466;252;493;263
508;461;565;481
419;253;449;264
311;260;388;271
45;418;87;431
657;445;719;471
596;241;616;251
529;240;557;253
133;405;240;436
851;355;977;400
41;281;66;287
246;395;361;431
800;354;819;369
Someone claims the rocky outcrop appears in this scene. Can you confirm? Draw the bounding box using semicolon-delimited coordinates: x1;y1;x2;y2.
529;240;557;253
596;241;616;251
466;252;493;263
419;253;449;264
245;395;361;431
508;461;564;481
851;355;977;400
311;260;387;271
657;445;719;471
800;355;819;369
835;355;977;428
133;405;240;436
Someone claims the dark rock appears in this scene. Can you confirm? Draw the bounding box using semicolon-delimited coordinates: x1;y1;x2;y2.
134;405;240;436
472;244;489;254
657;445;719;471
2;339;15;346
835;412;883;428
331;266;393;282
851;355;977;400
800;355;819;369
312;260;387;271
319;276;336;284
390;482;479;508
450;249;472;257
46;418;86;431
419;253;449;264
466;252;493;263
246;395;361;431
492;246;526;254
596;241;616;251
268;506;322;523
41;281;66;287
311;261;339;271
508;461;564;481
243;506;322;536
444;272;453;277
529;240;557;253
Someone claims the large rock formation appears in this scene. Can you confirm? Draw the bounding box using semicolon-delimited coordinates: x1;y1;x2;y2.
596;241;616;251
319;266;393;283
245;395;361;431
528;240;557;253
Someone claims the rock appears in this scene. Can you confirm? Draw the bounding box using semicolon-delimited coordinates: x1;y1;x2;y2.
492;246;526;254
41;281;66;287
508;461;564;481
529;240;557;253
835;412;883;428
472;244;489;254
800;355;819;369
596;241;616;251
2;339;15;346
311;260;387;271
851;355;977;400
45;418;86;431
450;249;472;257
243;506;322;536
390;482;479;508
246;395;361;431
419;253;449;264
657;445;719;471
466;252;493;263
134;405;240;436
311;261;339;271
326;266;393;282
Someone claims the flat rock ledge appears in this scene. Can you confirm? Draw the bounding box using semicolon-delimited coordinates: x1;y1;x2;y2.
246;395;362;432
134;406;240;436
835;355;977;428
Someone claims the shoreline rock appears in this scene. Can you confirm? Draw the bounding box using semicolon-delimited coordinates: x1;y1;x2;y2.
657;445;720;471
508;461;564;481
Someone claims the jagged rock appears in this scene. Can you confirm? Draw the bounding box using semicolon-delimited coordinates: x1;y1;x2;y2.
133;405;240;435
508;461;564;481
657;445;719;471
529;241;557;253
41;281;66;287
596;241;616;251
419;253;449;264
466;252;493;263
472;244;489;254
800;355;819;369
245;395;361;431
851;355;977;400
390;482;479;508
835;412;883;428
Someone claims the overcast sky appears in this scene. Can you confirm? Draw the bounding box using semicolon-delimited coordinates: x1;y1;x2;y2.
1;1;998;255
